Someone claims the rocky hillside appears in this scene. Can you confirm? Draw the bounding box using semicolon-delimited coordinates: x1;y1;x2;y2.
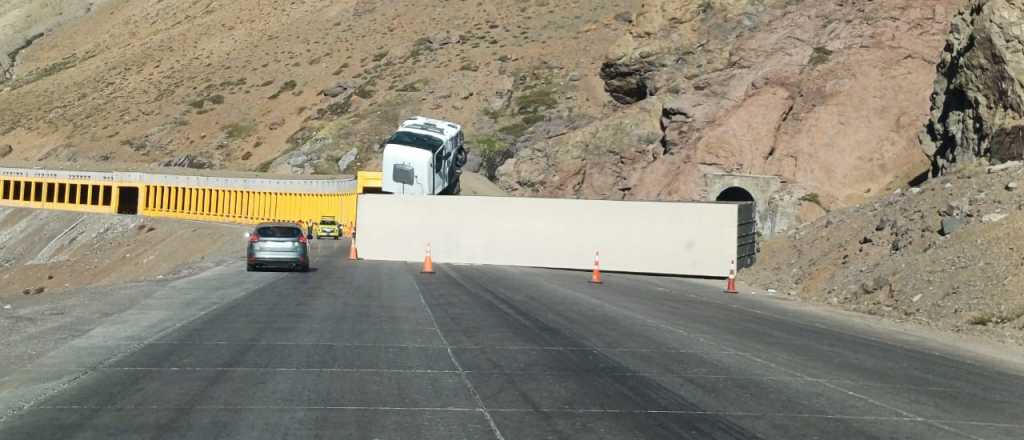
749;0;1024;344
499;0;962;211
0;0;634;175
0;208;242;299
748;160;1024;344
0;0;968;218
0;1;112;82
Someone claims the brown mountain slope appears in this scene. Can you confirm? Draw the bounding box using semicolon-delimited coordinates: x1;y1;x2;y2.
500;0;962;210
0;0;634;173
0;0;967;219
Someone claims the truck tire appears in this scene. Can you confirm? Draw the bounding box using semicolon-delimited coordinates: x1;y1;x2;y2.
455;148;468;168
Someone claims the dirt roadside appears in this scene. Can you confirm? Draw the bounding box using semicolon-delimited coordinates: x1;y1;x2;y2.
746;161;1024;346
0;208;244;302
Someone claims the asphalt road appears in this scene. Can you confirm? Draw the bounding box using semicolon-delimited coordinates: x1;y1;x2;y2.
2;240;1024;439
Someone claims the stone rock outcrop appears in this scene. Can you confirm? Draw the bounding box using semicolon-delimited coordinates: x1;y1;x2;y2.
599;60;656;105
924;0;1024;174
496;100;664;199
599;0;779;105
336;147;358;173
517;0;960;211
162;154;214;169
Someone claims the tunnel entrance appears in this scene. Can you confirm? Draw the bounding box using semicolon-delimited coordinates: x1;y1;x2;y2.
715;186;758;270
117;186;139;215
716;186;755;204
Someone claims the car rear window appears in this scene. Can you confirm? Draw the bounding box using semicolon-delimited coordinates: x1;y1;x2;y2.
256;226;302;238
321;220;336;225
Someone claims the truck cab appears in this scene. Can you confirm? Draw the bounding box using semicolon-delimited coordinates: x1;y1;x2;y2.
382;117;466;195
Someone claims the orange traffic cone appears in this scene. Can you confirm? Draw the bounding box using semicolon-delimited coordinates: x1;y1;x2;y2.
349;238;359;261
590;251;603;284
725;260;738;294
421;243;435;274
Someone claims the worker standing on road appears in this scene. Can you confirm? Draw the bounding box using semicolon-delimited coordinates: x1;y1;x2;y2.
307;219;314;239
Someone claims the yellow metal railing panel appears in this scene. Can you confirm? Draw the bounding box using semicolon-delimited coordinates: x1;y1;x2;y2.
0;177;117;215
1;171;373;229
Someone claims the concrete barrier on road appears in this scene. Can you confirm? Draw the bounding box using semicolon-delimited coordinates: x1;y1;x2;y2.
355;195;739;277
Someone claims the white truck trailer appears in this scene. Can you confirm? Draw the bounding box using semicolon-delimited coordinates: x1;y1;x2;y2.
381;116;467;195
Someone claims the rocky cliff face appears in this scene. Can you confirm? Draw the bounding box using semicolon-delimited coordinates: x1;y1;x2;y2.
499;0;961;212
0;0;978;223
924;0;1024;174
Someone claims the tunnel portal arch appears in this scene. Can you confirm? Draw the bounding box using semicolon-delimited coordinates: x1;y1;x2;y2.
716;186;755;204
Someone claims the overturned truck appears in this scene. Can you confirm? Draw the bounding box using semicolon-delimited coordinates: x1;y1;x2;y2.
381;117;467;196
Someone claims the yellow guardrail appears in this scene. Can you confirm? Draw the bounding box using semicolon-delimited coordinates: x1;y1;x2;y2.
0;168;382;234
0;176;120;215
138;185;349;225
357;171;384;193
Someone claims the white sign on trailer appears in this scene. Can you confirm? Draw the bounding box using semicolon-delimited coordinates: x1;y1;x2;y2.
355;195;739;277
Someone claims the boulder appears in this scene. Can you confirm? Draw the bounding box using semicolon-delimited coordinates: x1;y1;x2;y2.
336;148;358;173
940;217;965;236
940;199;968;217
427;31;461;49
982;213;1008;223
859;276;889;295
286;153;311;168
0;144;11;158
463;151;483;173
162;154;213;169
320;81;354;98
923;0;1024;172
599;59;655;105
987;161;1023;173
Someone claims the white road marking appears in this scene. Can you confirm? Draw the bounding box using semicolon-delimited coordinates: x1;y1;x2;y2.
409;269;508;440
95;368;462;373
23;405;1024;429
144;341;736;353
18;367;961;392
528;274;993;440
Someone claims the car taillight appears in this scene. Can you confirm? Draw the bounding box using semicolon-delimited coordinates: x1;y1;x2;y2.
298;234;308;244
249;234;260;243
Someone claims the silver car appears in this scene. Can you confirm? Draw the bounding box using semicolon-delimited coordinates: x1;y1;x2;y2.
246;223;310;272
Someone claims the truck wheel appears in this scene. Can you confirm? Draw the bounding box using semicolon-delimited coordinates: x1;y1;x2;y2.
455;148;468;168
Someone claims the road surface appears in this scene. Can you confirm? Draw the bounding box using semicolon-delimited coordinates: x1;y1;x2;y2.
2;240;1023;439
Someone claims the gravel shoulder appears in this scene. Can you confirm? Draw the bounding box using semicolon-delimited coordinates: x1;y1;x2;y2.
0;208;244;301
747;161;1024;346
